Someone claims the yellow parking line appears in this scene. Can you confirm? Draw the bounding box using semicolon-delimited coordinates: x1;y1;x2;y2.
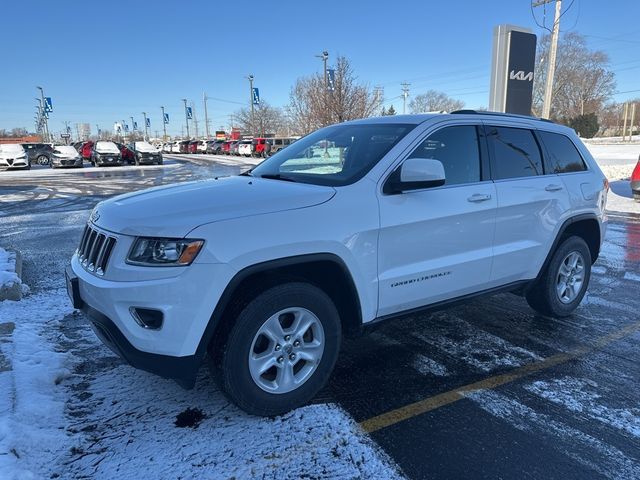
359;320;640;434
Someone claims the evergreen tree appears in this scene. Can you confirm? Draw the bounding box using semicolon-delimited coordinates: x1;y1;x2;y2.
387;105;396;115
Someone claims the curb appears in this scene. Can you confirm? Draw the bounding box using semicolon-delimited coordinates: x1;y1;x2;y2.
0;250;24;302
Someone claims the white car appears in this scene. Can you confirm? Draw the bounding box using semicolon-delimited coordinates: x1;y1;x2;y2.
0;143;30;169
67;111;608;416
163;143;173;153
171;141;181;153
50;145;83;168
197;140;208;153
238;140;253;157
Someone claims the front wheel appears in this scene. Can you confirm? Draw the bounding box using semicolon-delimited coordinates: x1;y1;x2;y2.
37;154;49;165
219;282;341;416
526;236;592;318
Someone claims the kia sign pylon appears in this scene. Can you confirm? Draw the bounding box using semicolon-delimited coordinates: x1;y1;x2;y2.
489;25;537;115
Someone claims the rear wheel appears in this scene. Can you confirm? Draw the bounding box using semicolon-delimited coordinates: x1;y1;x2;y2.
37;154;49;165
218;282;341;416
526;236;591;317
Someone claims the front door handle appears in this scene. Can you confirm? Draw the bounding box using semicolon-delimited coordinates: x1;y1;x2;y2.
545;184;563;192
467;193;492;203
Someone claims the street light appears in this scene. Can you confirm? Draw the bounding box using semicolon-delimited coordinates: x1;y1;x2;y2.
246;75;254;135
315;51;329;125
182;98;190;138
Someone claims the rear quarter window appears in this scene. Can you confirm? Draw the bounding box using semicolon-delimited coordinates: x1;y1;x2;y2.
538;131;588;173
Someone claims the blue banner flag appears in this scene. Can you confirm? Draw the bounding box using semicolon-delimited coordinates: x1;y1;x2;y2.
186;106;193;119
163;113;169;124
252;87;260;105
327;69;336;91
146;118;151;128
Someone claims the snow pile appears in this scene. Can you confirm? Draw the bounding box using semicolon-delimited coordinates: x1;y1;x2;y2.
0;248;28;296
0;290;74;479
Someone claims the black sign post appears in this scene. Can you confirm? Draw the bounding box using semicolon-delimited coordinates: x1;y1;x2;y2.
489;25;537;115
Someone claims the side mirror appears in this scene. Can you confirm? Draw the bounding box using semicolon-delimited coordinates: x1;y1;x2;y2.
384;158;446;194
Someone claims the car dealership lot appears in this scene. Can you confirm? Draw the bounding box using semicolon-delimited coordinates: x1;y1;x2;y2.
1;152;640;479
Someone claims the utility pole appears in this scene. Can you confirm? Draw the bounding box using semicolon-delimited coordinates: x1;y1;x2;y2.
629;103;636;143
95;124;100;141
203;92;210;139
246;75;255;135
623;102;629;142
315;51;329;124
161;106;167;141
534;0;562;119
122;119;128;143
182;98;190;138
401;82;411;114
191;102;199;139
36;86;50;142
142;112;148;141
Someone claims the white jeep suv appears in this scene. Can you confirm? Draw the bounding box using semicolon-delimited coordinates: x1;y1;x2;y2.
67;111;608;416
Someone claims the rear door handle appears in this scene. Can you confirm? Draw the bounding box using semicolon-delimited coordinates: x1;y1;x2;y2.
545;184;563;192
467;193;492;203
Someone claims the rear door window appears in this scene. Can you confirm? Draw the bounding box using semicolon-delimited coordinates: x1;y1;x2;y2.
486;126;543;180
538;131;587;173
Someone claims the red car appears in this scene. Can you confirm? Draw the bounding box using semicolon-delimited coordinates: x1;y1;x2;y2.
632;154;640;202
116;143;135;164
222;140;233;155
252;138;268;157
188;140;199;154
79;141;94;160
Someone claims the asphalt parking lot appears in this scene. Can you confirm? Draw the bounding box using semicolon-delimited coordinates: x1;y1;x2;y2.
1;154;639;479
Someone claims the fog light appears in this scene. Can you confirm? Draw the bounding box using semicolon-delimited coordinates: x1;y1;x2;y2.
129;307;164;330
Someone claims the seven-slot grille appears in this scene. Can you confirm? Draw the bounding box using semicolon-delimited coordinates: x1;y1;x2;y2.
77;224;117;276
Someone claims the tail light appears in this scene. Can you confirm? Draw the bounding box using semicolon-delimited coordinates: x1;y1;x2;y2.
632;157;640;182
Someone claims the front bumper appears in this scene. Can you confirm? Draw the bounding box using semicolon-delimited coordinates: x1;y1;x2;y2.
95;154;123;165
632;180;640;199
67;254;235;385
137;154;162;164
0;157;29;168
52;157;83;167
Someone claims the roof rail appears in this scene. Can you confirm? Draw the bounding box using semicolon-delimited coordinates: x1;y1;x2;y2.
450;109;554;123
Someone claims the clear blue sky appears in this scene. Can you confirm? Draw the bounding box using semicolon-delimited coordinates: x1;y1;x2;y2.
1;0;639;137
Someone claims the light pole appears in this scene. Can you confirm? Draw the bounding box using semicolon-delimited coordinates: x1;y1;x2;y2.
122;119;128;143
142;112;148;141
315;51;329;124
203;93;210;139
161;106;167;141
36;87;49;141
246;75;254;135
182;99;190;138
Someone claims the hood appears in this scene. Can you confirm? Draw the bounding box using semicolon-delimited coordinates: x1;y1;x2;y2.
135;142;158;153
92;175;337;237
95;142;120;153
53;147;79;157
0;145;25;156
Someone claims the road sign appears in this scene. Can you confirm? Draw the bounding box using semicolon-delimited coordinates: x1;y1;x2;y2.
44;97;53;112
252;87;260;105
327;69;336;91
163;113;169;124
186;106;193;119
60;133;71;139
146;118;151;128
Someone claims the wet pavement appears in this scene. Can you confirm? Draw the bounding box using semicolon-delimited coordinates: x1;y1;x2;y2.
1;156;639;479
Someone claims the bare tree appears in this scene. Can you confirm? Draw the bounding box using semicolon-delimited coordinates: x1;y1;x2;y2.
533;32;616;120
409;90;465;113
233;101;288;137
288;56;381;134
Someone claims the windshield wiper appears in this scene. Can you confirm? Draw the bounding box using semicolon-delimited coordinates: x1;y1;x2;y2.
258;173;297;182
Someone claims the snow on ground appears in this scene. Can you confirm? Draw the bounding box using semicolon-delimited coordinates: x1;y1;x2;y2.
0;288;404;479
0;248;27;296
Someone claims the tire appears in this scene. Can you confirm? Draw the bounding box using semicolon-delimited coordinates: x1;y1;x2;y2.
526;236;592;318
37;154;49;165
219;282;341;416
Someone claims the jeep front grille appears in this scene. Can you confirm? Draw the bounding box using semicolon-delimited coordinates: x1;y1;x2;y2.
77;224;117;276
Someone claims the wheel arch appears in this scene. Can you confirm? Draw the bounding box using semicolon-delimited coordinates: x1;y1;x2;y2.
194;253;363;368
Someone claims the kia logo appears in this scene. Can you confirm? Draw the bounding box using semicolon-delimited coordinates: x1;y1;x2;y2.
509;70;534;82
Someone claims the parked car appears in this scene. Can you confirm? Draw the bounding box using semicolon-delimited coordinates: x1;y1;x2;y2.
238;140;253;157
252;138;268;157
50;145;83;168
22;143;53;165
207;140;225;155
197;140;208;153
179;140;190;153
0;143;30;169
66;111;609;416
115;142;135;164
229;140;240;156
162;143;173;153
632;154;640;202
130;141;163;165
90;141;123;166
79;141;94;161
188;140;199;154
268;137;296;155
222;140;233;155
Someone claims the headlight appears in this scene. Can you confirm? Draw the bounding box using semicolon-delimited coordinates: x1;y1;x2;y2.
127;238;204;266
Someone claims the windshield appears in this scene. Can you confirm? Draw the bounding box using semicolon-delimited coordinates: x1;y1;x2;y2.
250;123;415;186
0;144;25;153
54;146;78;155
